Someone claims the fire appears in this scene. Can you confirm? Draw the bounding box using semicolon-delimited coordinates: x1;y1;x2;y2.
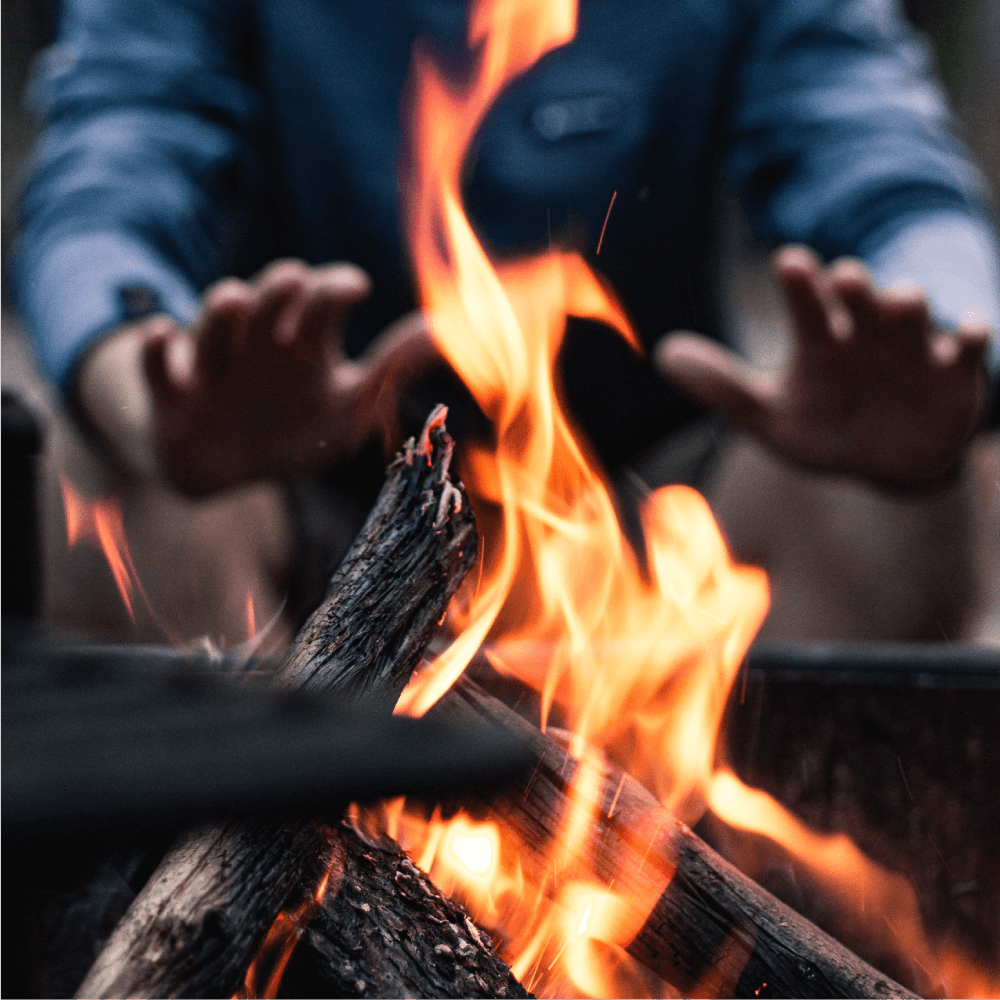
371;0;755;993
393;0;768;827
246;591;257;638
708;772;1000;998
362;0;1000;995
59;470;149;620
235;849;339;1000
453;832;495;874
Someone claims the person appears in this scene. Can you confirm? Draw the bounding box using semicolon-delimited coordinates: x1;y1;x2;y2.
12;0;1000;638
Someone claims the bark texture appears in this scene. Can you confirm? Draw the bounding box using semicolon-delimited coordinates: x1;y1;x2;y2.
78;407;486;999
277;405;476;709
277;823;531;999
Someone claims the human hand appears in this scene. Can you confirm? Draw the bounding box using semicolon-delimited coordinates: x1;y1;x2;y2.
79;260;440;496
655;245;991;484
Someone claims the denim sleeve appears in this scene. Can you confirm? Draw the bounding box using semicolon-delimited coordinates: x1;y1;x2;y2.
12;0;262;390
724;0;995;260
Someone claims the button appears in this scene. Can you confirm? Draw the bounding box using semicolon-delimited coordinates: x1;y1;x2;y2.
530;93;624;142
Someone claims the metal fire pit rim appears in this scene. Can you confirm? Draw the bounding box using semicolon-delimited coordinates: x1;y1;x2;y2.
747;640;1000;689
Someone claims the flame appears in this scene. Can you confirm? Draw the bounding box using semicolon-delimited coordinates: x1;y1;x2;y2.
394;0;767;821
708;772;1000;999
344;0;993;994
59;471;149;620
376;0;768;991
235;845;338;1000
352;752;672;999
246;591;257;638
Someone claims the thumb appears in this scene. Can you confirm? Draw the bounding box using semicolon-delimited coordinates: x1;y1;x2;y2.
142;318;193;403
654;331;770;432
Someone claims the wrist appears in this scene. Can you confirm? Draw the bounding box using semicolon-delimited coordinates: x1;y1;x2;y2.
72;317;172;482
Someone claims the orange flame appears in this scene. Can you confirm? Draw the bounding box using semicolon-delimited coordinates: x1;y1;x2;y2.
708;772;1000;998
379;0;768;991
246;591;257;638
351;0;996;994
394;0;767;823
234;861;337;1000
59;471;148;620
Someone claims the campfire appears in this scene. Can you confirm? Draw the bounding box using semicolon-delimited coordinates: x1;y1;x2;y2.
17;0;999;996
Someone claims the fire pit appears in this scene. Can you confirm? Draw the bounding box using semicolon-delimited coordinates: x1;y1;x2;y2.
4;0;998;991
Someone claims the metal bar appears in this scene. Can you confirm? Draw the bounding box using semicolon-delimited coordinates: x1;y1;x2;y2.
747;641;1000;688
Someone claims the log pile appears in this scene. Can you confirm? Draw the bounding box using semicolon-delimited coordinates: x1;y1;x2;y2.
77;407;918;999
78;406;522;999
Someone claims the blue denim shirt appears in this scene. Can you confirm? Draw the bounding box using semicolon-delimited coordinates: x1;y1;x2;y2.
13;0;1000;403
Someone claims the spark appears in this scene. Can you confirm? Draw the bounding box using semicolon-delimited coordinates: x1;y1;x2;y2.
596;190;617;254
606;773;626;818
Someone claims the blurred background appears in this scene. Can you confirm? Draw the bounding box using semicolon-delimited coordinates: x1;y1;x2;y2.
2;0;998;647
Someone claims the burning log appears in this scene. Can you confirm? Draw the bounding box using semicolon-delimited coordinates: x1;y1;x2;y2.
275;822;529;998
424;669;918;1000
77;407;526;1000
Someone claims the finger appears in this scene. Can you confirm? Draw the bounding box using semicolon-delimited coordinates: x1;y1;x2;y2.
193;278;254;380
245;259;311;348
291;263;372;349
828;257;879;340
773;245;839;345
932;319;990;368
877;280;934;355
143;322;192;403
654;331;771;432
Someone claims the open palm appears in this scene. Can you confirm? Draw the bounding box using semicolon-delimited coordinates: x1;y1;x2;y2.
656;246;991;484
141;260;439;496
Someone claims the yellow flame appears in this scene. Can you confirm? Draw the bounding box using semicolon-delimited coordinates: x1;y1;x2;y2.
453;834;494;875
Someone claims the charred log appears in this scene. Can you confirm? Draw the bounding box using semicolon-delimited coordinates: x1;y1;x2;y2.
276;822;530;999
78;407;491;999
427;670;918;999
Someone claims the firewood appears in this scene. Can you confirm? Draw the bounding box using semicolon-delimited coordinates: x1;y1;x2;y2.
425;670;918;1000
275;822;529;998
77;407;518;1000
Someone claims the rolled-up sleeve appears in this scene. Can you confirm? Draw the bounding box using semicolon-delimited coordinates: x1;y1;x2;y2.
12;0;262;390
725;0;994;253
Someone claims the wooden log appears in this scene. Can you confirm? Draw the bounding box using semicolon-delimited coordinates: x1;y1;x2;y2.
425;670;918;1000
78;406;502;1000
274;822;530;999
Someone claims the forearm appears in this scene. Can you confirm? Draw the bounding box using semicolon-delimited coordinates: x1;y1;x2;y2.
73;319;167;482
